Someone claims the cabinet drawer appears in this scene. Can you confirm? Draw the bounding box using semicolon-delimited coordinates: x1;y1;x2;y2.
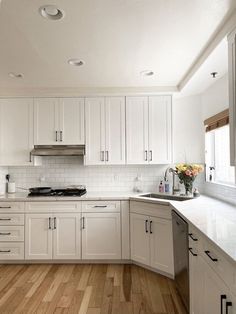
130;201;171;219
201;239;234;292
0;202;24;213
0;242;24;260
82;201;120;212
0;213;24;226
0;226;24;241
25;202;81;213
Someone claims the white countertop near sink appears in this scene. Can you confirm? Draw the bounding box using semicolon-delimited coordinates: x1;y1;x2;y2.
132;194;236;265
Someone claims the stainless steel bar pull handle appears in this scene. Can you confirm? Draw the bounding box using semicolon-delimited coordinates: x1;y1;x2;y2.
0;250;11;253
0;232;11;235
93;205;107;208
82;217;85;229
149;150;153;161
0;218;11;221
101;151;105;162
144;150;148;161
53;217;57;229
60;131;63;142
49;217;52;230
150;221;153;234
220;295;226;314
106;151;109;162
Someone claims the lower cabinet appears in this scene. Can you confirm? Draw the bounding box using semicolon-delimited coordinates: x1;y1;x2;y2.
81;212;121;259
130;213;174;275
25;213;81;260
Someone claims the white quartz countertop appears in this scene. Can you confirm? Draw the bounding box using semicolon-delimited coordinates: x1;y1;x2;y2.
0;191;236;265
0;191;138;201
131;194;236;265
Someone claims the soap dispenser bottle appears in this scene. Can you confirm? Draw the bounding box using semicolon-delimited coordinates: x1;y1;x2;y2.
159;180;164;193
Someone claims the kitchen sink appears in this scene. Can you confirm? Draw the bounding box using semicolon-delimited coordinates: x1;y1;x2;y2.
139;193;193;201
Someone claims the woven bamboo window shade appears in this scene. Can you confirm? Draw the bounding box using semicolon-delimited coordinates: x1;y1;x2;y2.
204;109;229;132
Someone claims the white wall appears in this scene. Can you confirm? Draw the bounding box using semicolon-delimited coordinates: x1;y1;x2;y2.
201;74;229;120
173;94;204;164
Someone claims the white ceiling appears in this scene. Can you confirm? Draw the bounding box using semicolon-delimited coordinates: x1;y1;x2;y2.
0;0;235;91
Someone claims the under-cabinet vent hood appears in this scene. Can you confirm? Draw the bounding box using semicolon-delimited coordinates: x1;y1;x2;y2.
30;145;85;157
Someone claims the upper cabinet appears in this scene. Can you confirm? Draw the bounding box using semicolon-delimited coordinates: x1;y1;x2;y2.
34;98;85;145
228;28;236;166
85;97;126;165
0;98;34;166
126;96;172;164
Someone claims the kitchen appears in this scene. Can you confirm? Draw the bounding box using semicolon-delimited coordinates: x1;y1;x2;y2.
0;0;235;313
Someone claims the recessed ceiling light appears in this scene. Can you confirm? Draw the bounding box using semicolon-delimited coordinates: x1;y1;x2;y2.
140;70;155;77
39;5;64;20
68;59;85;66
8;72;24;79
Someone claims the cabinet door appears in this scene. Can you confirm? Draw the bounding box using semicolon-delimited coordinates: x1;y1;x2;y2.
53;213;81;260
25;214;52;260
0;98;33;166
34;98;59;145
82;213;121;259
200;256;235;314
189;250;204;314
150;217;174;275
126;97;149;164
85;98;105;165
105;97;126;164
130;213;150;265
148;96;172;164
59;98;85;145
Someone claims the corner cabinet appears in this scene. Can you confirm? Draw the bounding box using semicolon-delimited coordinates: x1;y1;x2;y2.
126;96;172;164
228;28;236;166
34;97;85;145
130;201;174;276
85;97;126;165
0;98;34;166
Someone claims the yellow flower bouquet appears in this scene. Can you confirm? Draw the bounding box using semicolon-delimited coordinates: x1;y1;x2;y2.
175;164;204;195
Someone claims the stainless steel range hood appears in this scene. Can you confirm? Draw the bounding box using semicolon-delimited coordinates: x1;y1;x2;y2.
30;145;85;157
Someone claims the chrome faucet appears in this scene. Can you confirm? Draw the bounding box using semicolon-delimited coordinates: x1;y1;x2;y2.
164;167;180;195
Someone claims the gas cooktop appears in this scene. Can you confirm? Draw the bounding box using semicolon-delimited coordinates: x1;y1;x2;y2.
28;186;87;197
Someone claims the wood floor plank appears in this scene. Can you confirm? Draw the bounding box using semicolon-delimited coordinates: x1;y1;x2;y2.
0;264;187;314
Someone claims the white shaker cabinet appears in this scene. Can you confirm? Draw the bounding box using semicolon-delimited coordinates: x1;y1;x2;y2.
53;213;81;259
25;213;53;260
82;212;121;259
34;97;85;145
0;98;34;166
126;96;172;164
25;213;81;260
85;97;125;165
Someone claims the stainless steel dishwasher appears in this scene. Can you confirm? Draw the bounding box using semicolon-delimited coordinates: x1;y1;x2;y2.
172;210;189;312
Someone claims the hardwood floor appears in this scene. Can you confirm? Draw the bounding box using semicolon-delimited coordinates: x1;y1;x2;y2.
0;264;187;314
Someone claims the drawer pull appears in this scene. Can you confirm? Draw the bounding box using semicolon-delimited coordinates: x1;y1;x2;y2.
0;218;11;221
189;248;197;256
93;205;108;208
0;249;11;253
0;206;11;209
0;232;11;235
204;250;218;262
189;233;198;241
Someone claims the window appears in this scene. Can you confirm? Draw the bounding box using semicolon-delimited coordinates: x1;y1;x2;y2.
205;124;235;186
